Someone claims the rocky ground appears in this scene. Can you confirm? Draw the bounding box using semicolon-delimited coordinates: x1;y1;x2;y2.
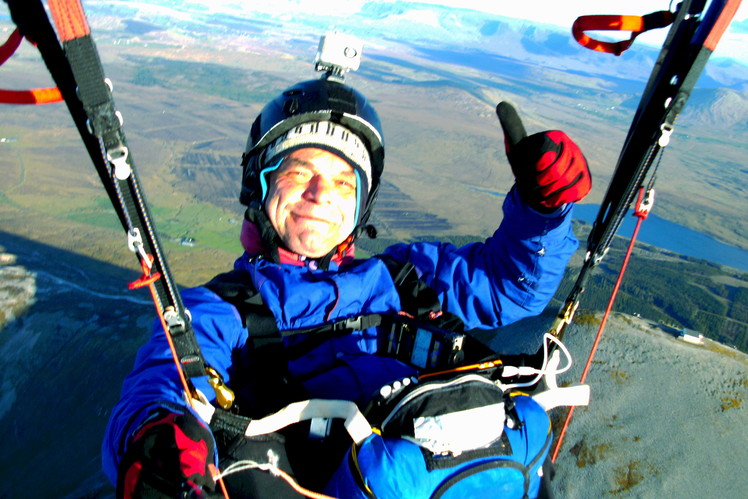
0;251;35;331
549;315;748;498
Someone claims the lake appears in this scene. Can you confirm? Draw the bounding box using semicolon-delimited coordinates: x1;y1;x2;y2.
573;204;748;273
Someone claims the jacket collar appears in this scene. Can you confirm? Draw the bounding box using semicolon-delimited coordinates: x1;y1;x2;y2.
240;218;355;268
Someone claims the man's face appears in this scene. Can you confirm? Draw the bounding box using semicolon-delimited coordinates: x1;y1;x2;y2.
265;147;358;258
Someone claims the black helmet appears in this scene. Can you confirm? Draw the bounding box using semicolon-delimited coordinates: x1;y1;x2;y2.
240;77;385;231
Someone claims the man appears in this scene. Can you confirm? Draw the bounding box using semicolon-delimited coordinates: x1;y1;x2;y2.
103;75;591;498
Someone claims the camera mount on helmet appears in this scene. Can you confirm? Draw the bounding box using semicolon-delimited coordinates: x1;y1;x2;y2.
314;31;363;82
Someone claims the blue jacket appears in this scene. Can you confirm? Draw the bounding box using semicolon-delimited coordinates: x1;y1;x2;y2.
102;188;578;483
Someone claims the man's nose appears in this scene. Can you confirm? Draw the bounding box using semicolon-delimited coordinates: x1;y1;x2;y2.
304;174;334;203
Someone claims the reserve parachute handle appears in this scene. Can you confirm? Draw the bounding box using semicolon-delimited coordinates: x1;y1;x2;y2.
0;27;63;104
572;11;675;55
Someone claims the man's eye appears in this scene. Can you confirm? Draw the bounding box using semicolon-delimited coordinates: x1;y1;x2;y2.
336;179;355;190
286;169;311;179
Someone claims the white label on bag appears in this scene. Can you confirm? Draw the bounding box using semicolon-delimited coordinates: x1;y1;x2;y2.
413;402;505;454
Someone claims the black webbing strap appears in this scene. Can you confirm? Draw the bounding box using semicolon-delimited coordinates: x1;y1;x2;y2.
205;268;385;357
204;256;474;371
7;0;210;384
60;19;209;380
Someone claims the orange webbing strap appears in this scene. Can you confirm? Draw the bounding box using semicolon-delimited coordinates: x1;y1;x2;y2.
0;87;63;104
47;0;91;42
572;11;675;55
703;0;742;51
0;28;62;104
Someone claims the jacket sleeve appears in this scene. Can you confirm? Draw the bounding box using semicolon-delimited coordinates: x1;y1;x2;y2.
382;187;578;329
101;286;247;484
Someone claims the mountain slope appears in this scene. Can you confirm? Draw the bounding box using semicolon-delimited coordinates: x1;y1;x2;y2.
551;313;748;497
87;0;747;89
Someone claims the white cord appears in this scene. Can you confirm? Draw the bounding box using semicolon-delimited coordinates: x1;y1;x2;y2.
216;449;281;479
215;453;339;499
500;333;573;391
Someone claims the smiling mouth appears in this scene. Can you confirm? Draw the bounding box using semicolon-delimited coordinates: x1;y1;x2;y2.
292;212;333;225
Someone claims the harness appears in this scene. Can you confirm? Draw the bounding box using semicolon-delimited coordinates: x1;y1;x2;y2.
203;254;480;393
194;256;587;498
195;254;523;497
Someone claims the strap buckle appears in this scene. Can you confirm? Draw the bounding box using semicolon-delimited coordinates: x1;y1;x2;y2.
343;315;363;330
635;187;655;218
127;228;149;264
107;145;131;180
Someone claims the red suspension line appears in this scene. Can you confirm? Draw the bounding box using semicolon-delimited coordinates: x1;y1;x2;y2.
552;187;652;462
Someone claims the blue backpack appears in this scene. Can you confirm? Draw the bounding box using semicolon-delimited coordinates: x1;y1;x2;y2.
324;374;552;499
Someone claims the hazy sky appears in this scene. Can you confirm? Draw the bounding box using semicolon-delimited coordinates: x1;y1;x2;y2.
250;0;747;62
422;0;747;25
413;0;748;61
4;1;744;62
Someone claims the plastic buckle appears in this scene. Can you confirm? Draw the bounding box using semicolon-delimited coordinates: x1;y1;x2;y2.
127;228;150;264
637;188;655;216
108;145;131;180
593;247;609;265
658;123;673;147
344;315;363;330
163;308;185;330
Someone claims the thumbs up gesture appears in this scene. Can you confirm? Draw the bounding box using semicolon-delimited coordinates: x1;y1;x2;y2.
496;102;591;212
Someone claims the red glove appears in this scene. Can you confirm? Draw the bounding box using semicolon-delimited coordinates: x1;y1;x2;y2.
117;408;217;498
497;102;591;212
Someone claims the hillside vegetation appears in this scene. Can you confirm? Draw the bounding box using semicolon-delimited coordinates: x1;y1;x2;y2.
556;229;748;352
359;229;748;353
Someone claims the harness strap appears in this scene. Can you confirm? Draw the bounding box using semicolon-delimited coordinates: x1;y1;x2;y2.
204;254;468;371
194;390;373;446
5;0;226;403
245;400;373;444
378;255;442;319
43;0;182;311
572;11;675;55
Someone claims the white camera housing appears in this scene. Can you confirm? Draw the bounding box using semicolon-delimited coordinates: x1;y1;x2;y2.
315;32;363;78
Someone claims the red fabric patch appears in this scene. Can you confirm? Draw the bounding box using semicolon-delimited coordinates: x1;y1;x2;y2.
173;421;209;479
122;461;143;499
